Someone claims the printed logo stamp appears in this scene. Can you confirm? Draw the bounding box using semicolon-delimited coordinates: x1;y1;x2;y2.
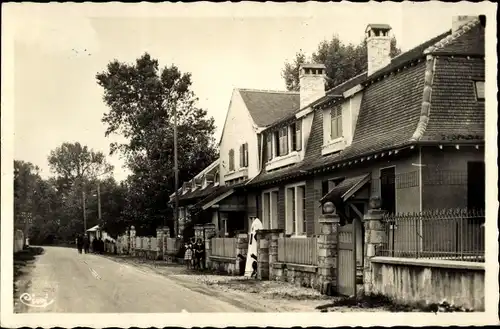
19;293;54;308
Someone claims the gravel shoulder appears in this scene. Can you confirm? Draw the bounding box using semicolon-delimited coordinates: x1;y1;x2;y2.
103;255;390;312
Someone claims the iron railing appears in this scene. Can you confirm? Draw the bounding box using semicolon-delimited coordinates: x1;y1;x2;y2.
377;208;485;262
277;237;318;266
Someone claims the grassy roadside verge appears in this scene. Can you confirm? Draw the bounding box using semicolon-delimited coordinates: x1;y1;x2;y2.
13;247;45;313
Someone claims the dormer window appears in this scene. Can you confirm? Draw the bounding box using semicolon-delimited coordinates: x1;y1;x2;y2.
322;104;347;156
331;107;343;139
474;80;485;100
265;120;303;170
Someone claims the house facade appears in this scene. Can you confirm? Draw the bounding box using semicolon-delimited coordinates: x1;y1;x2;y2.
173;17;485;250
244;17;485;270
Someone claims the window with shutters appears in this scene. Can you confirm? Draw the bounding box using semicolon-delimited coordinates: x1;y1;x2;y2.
228;149;235;171
244;143;249;167
239;143;248;168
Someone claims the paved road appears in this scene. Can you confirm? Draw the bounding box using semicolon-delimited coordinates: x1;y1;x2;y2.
17;246;244;313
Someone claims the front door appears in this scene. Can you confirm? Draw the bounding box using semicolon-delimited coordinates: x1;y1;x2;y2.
346;202;366;281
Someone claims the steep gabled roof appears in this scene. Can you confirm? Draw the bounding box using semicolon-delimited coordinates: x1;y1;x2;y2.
247;19;484;187
238;89;300;127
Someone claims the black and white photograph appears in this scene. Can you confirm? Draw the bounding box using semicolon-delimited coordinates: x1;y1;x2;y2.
1;2;497;327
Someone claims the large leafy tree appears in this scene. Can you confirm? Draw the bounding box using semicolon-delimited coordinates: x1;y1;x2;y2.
282;35;401;91
47;142;113;188
96;53;218;235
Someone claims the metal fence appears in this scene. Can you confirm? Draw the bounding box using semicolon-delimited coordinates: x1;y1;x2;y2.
211;238;237;259
377;208;485;262
277;237;318;266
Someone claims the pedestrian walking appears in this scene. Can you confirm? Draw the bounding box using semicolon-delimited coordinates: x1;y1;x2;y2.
184;243;193;270
76;235;83;254
97;237;104;254
83;236;90;254
194;238;205;271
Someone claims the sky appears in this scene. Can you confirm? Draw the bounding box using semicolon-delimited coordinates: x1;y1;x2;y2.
10;2;489;182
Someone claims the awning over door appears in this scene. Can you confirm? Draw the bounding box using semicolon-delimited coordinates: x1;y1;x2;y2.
320;173;371;205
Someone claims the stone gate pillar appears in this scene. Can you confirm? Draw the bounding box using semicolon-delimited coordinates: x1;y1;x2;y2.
363;198;386;295
235;233;249;275
129;226;136;257
317;202;340;295
256;229;273;280
268;229;284;280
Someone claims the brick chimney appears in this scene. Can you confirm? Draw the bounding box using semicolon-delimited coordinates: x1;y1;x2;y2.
452;16;477;33
299;63;326;109
365;24;392;76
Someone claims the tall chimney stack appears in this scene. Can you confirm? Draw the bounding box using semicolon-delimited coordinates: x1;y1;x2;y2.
299;63;326;109
365;24;392;76
452;16;478;33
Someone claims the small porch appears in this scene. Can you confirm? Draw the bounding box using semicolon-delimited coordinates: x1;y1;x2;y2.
193;185;248;238
320;173;371;284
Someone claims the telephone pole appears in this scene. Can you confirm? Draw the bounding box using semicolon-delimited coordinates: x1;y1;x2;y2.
173;103;179;237
97;181;102;223
82;191;87;233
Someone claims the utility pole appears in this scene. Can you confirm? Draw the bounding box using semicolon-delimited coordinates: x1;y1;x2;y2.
173;103;179;237
97;181;102;224
82;191;87;233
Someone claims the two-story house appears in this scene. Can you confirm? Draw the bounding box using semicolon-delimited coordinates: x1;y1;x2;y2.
245;16;485;270
176;88;306;237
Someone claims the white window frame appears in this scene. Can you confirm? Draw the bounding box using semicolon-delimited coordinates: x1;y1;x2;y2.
322;106;346;155
262;188;279;229
285;182;307;237
330;107;343;140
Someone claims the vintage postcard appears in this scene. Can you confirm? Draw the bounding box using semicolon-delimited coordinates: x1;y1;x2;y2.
1;2;498;327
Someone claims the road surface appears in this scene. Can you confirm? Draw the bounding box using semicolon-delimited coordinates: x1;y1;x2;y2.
16;246;245;313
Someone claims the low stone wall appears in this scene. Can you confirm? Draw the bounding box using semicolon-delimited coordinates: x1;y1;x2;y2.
273;263;319;289
14;229;24;253
370;257;485;311
209;255;238;275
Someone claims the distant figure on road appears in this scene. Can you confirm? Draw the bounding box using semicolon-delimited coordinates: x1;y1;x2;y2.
76;235;83;254
184;243;193;270
97;237;103;254
83;236;90;254
194;239;205;271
